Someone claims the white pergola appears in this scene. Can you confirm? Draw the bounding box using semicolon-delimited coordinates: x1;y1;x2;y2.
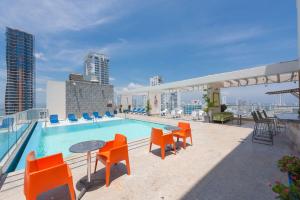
120;60;299;95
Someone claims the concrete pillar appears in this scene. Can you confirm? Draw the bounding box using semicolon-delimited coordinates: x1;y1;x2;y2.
148;92;161;115
206;84;221;114
120;95;133;110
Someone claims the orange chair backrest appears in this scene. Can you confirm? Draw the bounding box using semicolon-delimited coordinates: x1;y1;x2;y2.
151;128;163;144
178;122;190;130
114;133;127;147
24;151;37;196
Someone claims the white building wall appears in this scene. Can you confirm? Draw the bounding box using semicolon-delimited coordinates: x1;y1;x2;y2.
47;81;66;119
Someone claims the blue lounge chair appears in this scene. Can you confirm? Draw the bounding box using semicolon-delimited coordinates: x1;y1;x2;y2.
83;113;93;120
68;114;78;122
140;108;146;115
49;114;59;124
134;108;141;114
131;108;137;114
93;112;102;119
0;118;14;129
105;111;114;117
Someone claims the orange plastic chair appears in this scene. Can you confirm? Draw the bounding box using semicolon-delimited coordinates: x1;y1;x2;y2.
173;122;193;149
149;128;176;159
24;151;75;200
94;134;130;187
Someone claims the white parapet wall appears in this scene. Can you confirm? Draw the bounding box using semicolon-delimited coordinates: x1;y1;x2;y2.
47;80;66;119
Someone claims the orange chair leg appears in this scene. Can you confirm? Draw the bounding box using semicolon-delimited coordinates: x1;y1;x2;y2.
161;145;165;159
190;135;193;146
183;137;186;149
173;142;176;154
126;158;131;175
149;142;152;152
94;158;98;173
68;182;76;200
105;163;111;187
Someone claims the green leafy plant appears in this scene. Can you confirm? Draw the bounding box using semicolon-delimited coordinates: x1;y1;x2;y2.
146;99;151;115
271;155;300;200
272;181;300;200
278;156;300;176
202;93;214;113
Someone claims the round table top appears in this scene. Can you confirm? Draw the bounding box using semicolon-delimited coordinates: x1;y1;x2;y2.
164;125;181;131
69;140;105;153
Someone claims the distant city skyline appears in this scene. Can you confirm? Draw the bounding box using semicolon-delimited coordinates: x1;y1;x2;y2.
0;0;298;105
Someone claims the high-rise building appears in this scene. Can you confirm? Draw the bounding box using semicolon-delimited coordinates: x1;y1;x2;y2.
84;52;109;84
5;27;35;115
150;75;162;86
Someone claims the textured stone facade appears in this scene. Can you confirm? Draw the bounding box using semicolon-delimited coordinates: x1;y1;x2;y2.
66;80;114;117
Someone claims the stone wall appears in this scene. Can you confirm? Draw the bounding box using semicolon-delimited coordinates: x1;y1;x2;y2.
66;80;114;118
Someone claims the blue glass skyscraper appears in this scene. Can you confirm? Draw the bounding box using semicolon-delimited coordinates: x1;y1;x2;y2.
5;27;35;115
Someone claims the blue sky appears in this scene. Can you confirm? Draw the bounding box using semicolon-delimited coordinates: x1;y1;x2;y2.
0;0;298;105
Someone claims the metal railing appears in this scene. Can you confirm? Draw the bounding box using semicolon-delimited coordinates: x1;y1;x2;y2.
0;108;48;164
226;105;299;118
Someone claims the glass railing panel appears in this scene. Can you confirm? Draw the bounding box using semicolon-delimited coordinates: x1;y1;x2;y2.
0;108;48;164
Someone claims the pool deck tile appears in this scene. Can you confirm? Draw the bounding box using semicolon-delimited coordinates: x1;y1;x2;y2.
0;114;297;200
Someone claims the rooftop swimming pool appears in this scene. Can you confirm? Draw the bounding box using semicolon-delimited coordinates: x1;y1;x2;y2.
15;119;167;170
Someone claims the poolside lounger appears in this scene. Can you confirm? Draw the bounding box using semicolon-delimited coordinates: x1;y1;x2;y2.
49;114;59;124
68;114;78;122
83;113;93;120
24;151;76;200
139;108;146;115
94;134;130;187
0;117;14;129
134;108;141;114
131;108;137;114
105;111;114;117
93;112;102;119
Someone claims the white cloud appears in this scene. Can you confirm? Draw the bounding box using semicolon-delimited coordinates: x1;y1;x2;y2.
38;66;76;73
35;52;47;61
115;82;144;93
0;0;137;33
109;77;116;81
36;88;45;93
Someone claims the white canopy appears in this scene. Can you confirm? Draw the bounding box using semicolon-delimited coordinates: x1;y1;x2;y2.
120;60;299;95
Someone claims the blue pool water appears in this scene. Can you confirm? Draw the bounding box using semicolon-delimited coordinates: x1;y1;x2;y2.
15;119;167;170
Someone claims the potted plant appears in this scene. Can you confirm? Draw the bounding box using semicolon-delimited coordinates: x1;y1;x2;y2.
271;155;300;200
272;181;300;200
202;93;214;122
277;155;300;185
146;99;152;116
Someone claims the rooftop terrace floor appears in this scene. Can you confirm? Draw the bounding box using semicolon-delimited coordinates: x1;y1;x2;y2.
0;114;296;200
